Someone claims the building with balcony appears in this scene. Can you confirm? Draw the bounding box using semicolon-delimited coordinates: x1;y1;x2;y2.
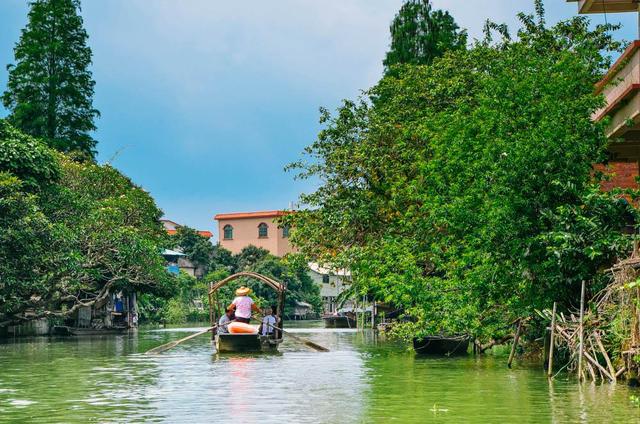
567;0;640;14
568;0;640;189
214;210;293;256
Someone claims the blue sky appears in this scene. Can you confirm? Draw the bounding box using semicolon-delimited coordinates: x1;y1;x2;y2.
0;1;638;240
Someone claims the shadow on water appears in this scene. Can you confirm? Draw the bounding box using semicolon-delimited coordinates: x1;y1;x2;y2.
0;322;639;423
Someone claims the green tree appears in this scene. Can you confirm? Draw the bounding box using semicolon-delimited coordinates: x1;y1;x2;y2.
172;226;215;273
287;2;631;341
210;244;237;273
3;0;99;160
0;120;60;190
0;122;175;326
0;172;70;322
383;0;467;72
235;245;270;271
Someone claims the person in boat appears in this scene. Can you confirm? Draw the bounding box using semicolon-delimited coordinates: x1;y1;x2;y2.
260;305;278;337
228;286;260;324
218;307;234;334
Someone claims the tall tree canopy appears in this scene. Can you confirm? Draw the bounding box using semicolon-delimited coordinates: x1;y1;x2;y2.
0;121;173;326
383;0;467;72
287;3;633;340
2;0;99;160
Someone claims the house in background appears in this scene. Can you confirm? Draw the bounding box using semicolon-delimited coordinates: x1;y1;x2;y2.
161;248;206;279
307;262;351;314
214;211;293;256
291;301;315;320
160;219;212;279
161;219;213;239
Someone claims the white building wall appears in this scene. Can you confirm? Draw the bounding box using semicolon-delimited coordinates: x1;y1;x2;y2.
308;268;350;314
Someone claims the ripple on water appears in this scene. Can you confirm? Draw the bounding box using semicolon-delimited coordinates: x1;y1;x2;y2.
8;399;36;407
1;327;640;423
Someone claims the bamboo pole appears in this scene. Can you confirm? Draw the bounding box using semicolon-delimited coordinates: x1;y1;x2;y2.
578;280;586;382
547;302;557;378
589;342;603;382
594;331;616;382
372;301;376;329
508;319;523;369
583;350;614;381
362;295;366;332
586;360;597;382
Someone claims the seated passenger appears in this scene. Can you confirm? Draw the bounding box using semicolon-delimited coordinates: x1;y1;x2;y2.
261;306;278;336
218;308;234;334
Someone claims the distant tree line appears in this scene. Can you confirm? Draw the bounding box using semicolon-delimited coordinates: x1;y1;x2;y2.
138;227;322;324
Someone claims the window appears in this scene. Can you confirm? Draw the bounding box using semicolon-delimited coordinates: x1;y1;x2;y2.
223;225;233;240
258;222;268;238
282;224;290;238
322;275;330;284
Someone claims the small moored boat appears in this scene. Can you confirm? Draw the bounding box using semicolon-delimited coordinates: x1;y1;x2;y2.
323;314;356;329
413;335;470;356
52;325;129;336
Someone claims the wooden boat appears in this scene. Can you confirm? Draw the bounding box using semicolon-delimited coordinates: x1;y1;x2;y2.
208;271;286;353
52;325;129;336
323;315;356;329
413;335;470;356
216;333;281;353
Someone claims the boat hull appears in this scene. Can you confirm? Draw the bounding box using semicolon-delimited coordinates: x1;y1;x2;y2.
52;326;130;336
216;333;281;353
323;316;355;329
413;336;469;356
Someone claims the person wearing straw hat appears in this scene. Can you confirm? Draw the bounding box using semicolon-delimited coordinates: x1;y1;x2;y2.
228;286;259;323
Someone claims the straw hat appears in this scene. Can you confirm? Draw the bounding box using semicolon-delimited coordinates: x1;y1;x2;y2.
235;286;252;296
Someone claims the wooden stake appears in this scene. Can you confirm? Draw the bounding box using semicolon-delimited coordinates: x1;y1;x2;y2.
372;301;376;329
583;350;614;381
578;280;586;382
594;331;616;382
508;319;523;369
586;360;597;382
547;302;557;378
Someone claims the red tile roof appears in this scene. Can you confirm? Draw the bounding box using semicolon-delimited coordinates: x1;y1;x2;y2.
214;210;293;220
166;229;213;238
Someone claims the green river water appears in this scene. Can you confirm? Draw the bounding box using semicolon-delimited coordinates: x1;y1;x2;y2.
0;321;639;423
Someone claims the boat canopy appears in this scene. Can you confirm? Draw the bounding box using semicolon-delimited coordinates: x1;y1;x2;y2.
208;271;285;295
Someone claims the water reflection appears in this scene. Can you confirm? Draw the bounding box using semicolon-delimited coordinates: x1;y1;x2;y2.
0;323;638;423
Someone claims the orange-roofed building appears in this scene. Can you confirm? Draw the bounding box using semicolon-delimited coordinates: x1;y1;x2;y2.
214;211;293;256
161;219;213;239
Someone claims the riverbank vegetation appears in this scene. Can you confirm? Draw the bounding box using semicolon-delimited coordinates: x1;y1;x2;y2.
0;0;176;328
0;120;175;327
286;0;640;370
